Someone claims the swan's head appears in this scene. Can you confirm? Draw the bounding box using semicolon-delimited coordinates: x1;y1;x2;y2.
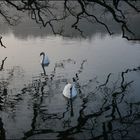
40;52;45;56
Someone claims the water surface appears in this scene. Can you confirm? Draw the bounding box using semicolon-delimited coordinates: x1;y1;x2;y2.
0;31;140;139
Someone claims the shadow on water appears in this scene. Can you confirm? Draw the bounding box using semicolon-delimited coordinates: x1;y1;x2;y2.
0;117;5;140
0;57;140;139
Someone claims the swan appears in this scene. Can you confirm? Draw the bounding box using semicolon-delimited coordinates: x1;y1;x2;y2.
63;78;77;99
40;52;50;66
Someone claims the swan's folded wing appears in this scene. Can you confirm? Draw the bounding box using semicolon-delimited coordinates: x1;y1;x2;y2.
44;55;50;64
72;85;77;98
62;84;71;98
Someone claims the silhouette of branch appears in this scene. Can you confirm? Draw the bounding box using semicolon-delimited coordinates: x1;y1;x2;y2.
0;5;20;26
2;0;139;40
0;37;6;48
0;117;5;140
0;57;7;71
124;0;140;12
99;73;112;88
120;66;140;90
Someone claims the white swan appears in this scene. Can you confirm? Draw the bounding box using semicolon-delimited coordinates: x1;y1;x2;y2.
63;81;77;99
40;52;50;66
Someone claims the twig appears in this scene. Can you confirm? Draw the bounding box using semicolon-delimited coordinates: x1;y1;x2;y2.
0;57;7;71
0;36;6;48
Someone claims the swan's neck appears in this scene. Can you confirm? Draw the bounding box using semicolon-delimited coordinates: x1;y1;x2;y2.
42;54;45;63
70;86;72;98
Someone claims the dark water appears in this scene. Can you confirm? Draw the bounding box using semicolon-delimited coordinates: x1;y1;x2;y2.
0;1;140;139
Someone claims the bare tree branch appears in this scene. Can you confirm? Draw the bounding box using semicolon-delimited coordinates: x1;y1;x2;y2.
0;36;6;48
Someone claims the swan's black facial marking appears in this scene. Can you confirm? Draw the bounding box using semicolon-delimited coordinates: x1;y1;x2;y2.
40;52;45;56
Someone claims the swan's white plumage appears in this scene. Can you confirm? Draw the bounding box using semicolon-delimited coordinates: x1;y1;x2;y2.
63;83;77;99
43;55;49;65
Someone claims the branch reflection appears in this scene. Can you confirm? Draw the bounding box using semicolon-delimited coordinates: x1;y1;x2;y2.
0;58;140;139
0;0;139;40
22;63;140;139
